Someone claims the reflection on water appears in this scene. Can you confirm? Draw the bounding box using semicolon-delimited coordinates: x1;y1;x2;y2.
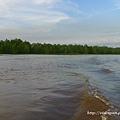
0;55;120;120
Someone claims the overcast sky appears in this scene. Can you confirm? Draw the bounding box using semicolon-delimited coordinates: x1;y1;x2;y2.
0;0;120;47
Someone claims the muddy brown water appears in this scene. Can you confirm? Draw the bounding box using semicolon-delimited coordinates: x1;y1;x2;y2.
0;55;120;120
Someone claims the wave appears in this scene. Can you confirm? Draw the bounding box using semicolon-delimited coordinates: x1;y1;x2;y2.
71;79;117;120
99;68;113;74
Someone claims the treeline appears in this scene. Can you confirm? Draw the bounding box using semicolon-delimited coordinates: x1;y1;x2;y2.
0;38;120;54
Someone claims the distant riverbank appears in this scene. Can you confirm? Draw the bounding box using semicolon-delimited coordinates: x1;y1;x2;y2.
0;38;120;54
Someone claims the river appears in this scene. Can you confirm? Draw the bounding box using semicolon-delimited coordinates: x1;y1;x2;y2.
0;55;120;120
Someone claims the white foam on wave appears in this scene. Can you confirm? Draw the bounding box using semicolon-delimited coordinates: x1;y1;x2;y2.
88;83;113;108
101;115;108;120
87;82;116;120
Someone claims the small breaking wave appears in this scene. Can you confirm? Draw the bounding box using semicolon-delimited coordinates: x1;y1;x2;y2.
72;79;117;120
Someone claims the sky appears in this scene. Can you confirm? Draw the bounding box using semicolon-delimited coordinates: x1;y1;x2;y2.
0;0;120;47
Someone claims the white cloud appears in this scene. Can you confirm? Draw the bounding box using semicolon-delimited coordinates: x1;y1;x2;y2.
33;0;58;4
0;0;83;44
0;0;17;6
0;0;23;11
0;0;69;29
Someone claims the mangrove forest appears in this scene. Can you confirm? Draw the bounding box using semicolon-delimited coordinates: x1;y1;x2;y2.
0;38;120;54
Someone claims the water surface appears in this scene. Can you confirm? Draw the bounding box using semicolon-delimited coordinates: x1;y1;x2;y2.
0;55;119;120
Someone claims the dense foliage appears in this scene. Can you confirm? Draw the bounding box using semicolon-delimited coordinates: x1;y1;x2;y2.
0;38;120;54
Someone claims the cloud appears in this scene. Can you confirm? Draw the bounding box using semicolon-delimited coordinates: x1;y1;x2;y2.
113;0;120;9
0;0;81;28
59;37;120;47
0;0;83;42
32;0;58;5
0;0;65;30
53;0;81;15
0;0;17;7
